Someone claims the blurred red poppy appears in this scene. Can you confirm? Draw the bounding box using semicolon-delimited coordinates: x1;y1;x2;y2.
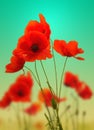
25;102;42;115
38;88;52;106
8;72;33;102
25;14;51;39
13;31;52;62
38;88;66;107
16;72;33;88
0;92;11;108
64;71;79;89
5;55;25;73
53;40;84;60
76;82;93;99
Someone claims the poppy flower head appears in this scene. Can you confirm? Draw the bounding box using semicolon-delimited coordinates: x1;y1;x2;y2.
13;31;52;62
38;88;53;106
5;55;25;73
67;41;84;56
25;20;44;34
53;40;84;60
38;88;66;107
16;72;33;89
8;73;33;102
8;83;31;102
39;13;51;39
64;71;79;88
25;102;42;115
25;14;51;39
0;92;11;108
76;82;93;99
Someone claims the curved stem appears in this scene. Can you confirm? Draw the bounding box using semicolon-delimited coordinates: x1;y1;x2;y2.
34;61;54;130
50;39;58;96
35;61;41;86
60;105;71;118
25;64;54;129
40;60;55;94
59;57;68;99
24;65;39;85
52;47;58;96
56;107;63;130
40;61;48;81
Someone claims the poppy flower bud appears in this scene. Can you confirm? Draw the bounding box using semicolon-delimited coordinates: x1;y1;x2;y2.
51;98;57;109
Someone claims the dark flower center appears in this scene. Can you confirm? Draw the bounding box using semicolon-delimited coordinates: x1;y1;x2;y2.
18;91;24;97
31;44;39;52
42;29;46;33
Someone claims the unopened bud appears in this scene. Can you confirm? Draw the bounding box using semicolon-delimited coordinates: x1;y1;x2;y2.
51;98;57;109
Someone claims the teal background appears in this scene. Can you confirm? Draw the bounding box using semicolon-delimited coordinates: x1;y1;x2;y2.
0;0;94;122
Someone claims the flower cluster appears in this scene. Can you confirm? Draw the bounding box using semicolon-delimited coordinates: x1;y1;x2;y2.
64;71;92;99
0;14;93;130
5;14;84;73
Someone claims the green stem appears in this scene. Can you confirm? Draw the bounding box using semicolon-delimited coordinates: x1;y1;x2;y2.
60;105;70;118
40;60;55;94
40;60;49;82
52;47;58;96
56;109;63;130
25;64;54;129
34;61;41;86
34;61;54;130
24;65;39;85
59;57;68;99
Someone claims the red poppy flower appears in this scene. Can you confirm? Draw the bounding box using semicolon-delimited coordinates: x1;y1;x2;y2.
16;72;33;89
39;14;51;39
53;40;84;60
0;92;11;108
13;31;52;62
64;71;80;89
38;88;52;106
25;21;44;34
76;82;93;99
38;88;66;107
25;14;51;39
5;55;25;73
25;102;42;115
8;73;33;102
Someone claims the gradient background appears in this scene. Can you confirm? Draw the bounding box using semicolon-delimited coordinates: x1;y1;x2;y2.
0;0;94;125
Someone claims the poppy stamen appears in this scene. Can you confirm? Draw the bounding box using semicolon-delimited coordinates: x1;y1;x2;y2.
18;91;24;96
31;44;39;52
